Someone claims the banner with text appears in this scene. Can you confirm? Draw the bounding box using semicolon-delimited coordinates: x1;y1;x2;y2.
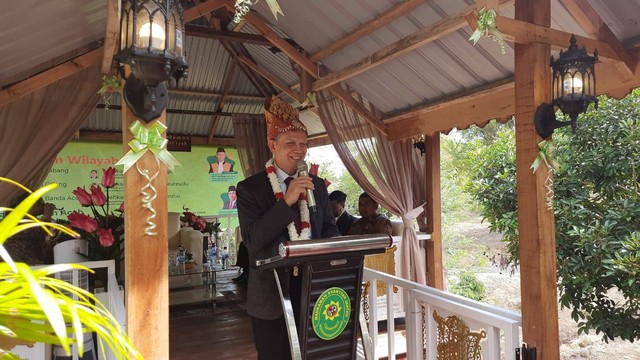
43;141;243;228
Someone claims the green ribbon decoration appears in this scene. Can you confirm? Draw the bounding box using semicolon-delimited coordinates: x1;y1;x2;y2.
116;120;181;173
469;7;506;54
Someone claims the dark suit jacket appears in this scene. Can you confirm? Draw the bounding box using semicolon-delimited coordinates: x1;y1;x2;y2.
237;171;340;320
336;210;357;236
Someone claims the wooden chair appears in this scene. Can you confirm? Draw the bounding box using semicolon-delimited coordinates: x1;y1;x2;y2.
433;310;486;360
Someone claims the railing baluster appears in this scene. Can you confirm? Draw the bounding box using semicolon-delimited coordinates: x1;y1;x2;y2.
386;282;395;360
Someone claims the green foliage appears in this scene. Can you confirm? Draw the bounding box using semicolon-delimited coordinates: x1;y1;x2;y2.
0;179;140;359
464;89;640;341
449;271;486;301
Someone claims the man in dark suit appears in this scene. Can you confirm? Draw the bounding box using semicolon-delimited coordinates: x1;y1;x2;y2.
237;96;340;360
329;190;357;235
223;185;237;209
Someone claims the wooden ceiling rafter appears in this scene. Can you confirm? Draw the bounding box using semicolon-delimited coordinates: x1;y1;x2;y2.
559;0;637;75
207;60;238;143
311;0;512;92
309;0;429;63
101;0;120;74
184;0;227;23
78;130;235;146
1;0;229;106
386;58;640;140
168;88;264;100
220;40;274;97
185;25;273;46
237;55;304;103
0;48;102;107
482;15;639;65
236;4;388;135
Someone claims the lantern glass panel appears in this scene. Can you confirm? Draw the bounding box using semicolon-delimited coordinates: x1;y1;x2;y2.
120;7;132;51
136;8;166;50
562;73;583;97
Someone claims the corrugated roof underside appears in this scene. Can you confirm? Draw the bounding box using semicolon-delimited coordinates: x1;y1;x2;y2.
0;0;105;87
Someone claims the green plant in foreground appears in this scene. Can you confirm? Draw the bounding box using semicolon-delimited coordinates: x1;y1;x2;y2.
0;177;141;359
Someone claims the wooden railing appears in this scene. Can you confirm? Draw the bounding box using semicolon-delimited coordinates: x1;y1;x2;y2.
362;268;522;360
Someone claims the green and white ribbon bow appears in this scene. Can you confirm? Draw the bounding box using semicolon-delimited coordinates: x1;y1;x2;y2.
116;120;181;173
469;7;506;54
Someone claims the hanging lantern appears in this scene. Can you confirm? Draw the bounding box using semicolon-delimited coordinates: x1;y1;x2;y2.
115;0;188;122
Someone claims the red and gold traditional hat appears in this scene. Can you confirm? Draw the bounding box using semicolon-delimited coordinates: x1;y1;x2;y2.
265;96;307;141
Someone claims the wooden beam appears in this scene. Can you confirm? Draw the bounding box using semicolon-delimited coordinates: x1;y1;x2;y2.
0;48;102;107
96;104;233;116
101;0;120;74
386;57;640;139
312;4;475;91
220;40;271;98
559;0;636;75
237;55;304;103
309;0;429;62
185;25;273;46
168;88;264;101
208;60;238;142
493;15;636;63
425;133;443;290
386;78;514;122
386;82;514;140
329;85;388;135
240;7;386;134
184;0;226;22
312;0;512;92
122;95;169;360
79;130;235;146
514;0;560;357
307;134;331;148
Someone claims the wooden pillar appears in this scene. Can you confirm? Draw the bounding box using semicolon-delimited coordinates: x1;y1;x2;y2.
514;0;560;359
425;133;443;289
122;100;169;359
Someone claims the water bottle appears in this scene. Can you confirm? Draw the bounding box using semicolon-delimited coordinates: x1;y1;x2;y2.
221;246;229;270
176;245;186;274
208;243;218;269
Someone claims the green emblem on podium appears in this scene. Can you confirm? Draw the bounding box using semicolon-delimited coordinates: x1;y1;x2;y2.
312;287;351;340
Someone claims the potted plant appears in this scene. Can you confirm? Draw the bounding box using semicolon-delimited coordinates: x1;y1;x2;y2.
0;177;141;359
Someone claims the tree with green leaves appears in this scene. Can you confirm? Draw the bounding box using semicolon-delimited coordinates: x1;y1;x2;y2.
465;89;640;342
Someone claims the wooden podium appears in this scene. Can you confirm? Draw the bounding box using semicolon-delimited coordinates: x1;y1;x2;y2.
256;234;391;360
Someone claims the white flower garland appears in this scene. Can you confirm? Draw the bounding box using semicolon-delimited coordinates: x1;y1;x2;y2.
265;159;311;241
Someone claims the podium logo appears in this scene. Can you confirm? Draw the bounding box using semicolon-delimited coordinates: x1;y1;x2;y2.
312;287;351;340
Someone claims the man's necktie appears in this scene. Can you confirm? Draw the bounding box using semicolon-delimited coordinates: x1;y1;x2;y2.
284;177;302;233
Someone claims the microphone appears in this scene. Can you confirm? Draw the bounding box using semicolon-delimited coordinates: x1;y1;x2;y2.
296;160;317;213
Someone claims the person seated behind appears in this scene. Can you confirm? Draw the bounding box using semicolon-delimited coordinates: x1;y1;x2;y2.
329;190;357;236
348;192;392;236
3;193;56;264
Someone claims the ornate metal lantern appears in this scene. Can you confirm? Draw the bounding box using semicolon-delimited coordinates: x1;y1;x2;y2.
116;0;188;122
535;34;598;138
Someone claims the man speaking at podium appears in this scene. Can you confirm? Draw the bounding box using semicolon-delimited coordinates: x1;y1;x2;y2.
237;97;340;360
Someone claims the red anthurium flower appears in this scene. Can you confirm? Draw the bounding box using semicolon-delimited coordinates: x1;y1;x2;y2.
73;187;92;206
275;192;284;200
68;211;98;233
310;163;320;176
90;185;107;206
301;221;310;229
102;167;116;188
98;228;115;247
117;201;125;212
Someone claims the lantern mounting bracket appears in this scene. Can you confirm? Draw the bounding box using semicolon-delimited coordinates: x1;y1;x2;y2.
534;103;576;139
122;74;168;122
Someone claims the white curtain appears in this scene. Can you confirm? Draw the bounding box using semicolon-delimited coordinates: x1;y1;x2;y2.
0;65;101;204
317;88;427;284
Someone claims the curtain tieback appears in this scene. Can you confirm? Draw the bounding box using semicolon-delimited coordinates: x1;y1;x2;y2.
401;203;426;227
